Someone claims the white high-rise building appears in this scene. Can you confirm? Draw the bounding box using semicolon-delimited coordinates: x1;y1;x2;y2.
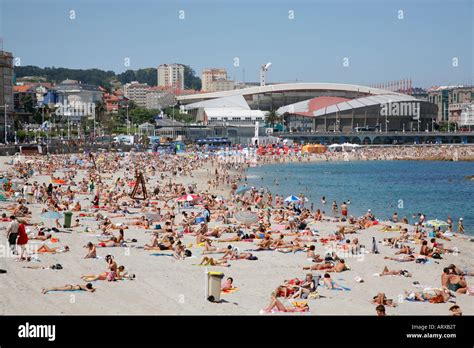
157;64;185;90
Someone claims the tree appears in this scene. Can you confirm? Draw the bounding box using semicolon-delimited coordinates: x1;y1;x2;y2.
265;109;282;127
94;101;106;124
183;65;202;90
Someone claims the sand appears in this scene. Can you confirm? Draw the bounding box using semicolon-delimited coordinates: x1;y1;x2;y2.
0;153;473;316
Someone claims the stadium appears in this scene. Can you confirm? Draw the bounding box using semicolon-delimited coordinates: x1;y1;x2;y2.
177;83;438;133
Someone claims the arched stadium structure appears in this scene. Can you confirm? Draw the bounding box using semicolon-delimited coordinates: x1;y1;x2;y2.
177;83;438;132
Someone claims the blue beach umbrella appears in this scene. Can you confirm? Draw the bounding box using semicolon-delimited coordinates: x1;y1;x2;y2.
40;211;64;220
284;195;301;203
236;186;251;195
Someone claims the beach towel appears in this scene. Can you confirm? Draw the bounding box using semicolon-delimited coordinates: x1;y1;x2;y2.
44;289;85;293
149;253;173;257
222;287;239;294
330;286;351;291
406;297;427;302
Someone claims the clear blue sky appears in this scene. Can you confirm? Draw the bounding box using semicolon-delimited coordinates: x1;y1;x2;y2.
1;0;472;87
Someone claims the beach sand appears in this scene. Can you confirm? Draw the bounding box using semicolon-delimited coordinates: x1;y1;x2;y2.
0;154;473;316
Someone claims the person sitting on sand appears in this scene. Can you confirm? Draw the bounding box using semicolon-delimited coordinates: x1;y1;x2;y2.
441;268;468;294
263;292;309;313
395;244;413;255
371;293;397;307
81;254;117;281
292;273;318;298
84;242;97;258
306;245;322;262
199;256;230;267
71;201;82;212
42;283;95;294
326;259;349;273
145;234;174;251
116;265;135;280
378;266;412;277
256;234;272;250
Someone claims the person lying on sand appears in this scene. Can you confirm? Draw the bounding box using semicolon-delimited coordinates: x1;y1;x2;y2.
377;266;412;277
371;293;397;307
199;256;230;267
303;262;334;271
23;263;63;270
42;283;95;294
384;255;416;262
201;239;228;254
321;273;347;290
221;277;234;291
36;244;69;253
404;289;451;303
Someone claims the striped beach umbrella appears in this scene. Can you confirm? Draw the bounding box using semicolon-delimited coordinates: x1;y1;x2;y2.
234;211;259;225
284;195;301;203
176;194;201;202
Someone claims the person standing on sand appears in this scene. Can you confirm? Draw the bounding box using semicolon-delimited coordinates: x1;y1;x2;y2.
17;220;29;261
458;218;464;234
6;216;19;255
341;202;348;219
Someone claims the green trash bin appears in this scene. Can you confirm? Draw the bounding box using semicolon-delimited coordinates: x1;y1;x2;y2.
63;211;73;228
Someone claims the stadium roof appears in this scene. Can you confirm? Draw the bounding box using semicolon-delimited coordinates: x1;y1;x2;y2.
278;94;418;117
204;108;265;117
183;95;250;110
177;82;405;103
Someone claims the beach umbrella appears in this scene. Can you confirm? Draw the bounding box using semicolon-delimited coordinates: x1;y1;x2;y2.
176;194;201;202
425;219;449;228
40;211;64;220
144;212;161;221
234;211;259;225
235;186;251;195
51;179;66;185
284;195;301;203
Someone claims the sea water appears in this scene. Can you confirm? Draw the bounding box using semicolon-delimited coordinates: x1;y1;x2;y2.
247;160;474;235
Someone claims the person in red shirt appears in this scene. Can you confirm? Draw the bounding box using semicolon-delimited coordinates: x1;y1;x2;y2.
17;222;29;261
